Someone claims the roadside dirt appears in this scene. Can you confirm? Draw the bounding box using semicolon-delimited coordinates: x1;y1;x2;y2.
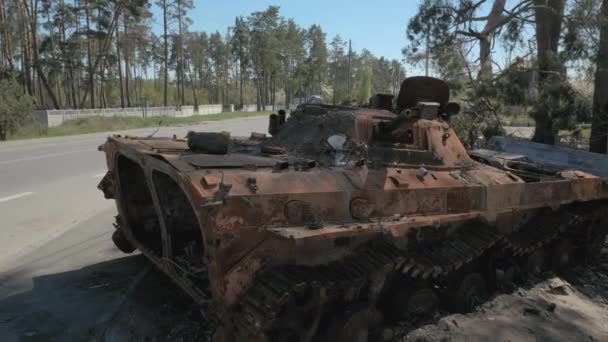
401;271;608;342
4;247;607;342
87;251;608;342
89;269;215;342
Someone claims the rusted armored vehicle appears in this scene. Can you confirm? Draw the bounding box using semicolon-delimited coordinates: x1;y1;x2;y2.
98;76;608;342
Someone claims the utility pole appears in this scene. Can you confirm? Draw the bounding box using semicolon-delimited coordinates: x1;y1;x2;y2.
347;39;352;100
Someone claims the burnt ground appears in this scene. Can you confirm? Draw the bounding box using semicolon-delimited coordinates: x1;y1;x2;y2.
2;229;607;342
85;250;608;342
88;268;215;342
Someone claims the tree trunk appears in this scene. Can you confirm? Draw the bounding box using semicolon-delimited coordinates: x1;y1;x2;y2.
78;0;123;108
239;61;245;109
59;0;71;107
116;19;125;108
75;7;82;107
477;0;507;80
20;0;60;109
45;6;60;108
255;75;261;111
17;0;33;97
85;1;95;108
69;66;77;109
590;0;608;153
187;59;199;111
0;120;6;141
332;57;338;104
162;0;169;107
264;72;269;110
347;39;352;99
532;0;565;145
478;36;493;80
37;74;45;107
100;58;107;108
271;73;276;110
177;0;185;106
124;14;131;107
0;0;14;70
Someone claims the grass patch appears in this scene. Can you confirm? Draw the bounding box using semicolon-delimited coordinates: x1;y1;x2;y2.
559;128;591;139
10;111;271;140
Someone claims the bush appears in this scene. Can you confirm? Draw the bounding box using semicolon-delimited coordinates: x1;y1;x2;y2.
0;78;34;140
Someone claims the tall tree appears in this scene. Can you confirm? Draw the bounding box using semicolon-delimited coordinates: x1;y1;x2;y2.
156;0;170;106
590;0;608;153
279;19;305;107
247;6;281;110
329;35;345;104
173;0;193;106
231;16;249;109
307;24;327;96
209;31;229;105
358;66;372;104
531;0;566;144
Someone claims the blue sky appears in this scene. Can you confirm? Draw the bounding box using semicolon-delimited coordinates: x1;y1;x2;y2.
151;0;420;62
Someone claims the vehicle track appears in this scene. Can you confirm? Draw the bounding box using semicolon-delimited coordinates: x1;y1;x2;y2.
220;202;607;342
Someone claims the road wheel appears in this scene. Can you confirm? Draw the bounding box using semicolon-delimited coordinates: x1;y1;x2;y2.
453;273;488;313
585;213;608;263
551;239;576;273
326;305;382;342
390;286;439;320
264;286;326;342
525;249;547;276
112;229;136;254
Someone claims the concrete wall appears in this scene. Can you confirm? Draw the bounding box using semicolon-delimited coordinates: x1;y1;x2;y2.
240;104;292;112
34;105;222;127
33;103;291;128
196;105;223;116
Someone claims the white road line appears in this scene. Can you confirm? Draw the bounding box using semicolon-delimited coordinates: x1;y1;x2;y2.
0;137;101;153
92;172;107;178
0;149;92;165
0;192;34;203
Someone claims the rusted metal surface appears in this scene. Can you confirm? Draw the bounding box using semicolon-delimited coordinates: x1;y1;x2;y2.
98;77;608;341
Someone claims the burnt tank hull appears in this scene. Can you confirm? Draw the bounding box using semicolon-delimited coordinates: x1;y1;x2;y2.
98;77;608;342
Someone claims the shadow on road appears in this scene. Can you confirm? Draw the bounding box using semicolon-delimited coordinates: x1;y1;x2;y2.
0;255;153;342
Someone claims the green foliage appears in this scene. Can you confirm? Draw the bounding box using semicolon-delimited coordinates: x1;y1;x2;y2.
0;78;34;140
358;66;373;104
494;67;535;106
451;109;505;149
530;80;592;131
404;0;453;56
562;0;603;72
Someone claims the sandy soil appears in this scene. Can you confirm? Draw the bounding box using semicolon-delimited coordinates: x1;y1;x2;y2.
401;261;608;342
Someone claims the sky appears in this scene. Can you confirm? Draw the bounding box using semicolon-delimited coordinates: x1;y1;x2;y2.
151;0;421;62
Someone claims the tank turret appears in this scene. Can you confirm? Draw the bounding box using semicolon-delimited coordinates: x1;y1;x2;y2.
270;77;471;168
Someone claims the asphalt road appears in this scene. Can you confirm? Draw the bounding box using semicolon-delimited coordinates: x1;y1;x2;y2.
0;116;268;341
0;116;269;269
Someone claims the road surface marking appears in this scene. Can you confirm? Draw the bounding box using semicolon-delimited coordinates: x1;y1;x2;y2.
0;137;102;154
0;192;34;203
0;149;92;165
92;172;107;178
